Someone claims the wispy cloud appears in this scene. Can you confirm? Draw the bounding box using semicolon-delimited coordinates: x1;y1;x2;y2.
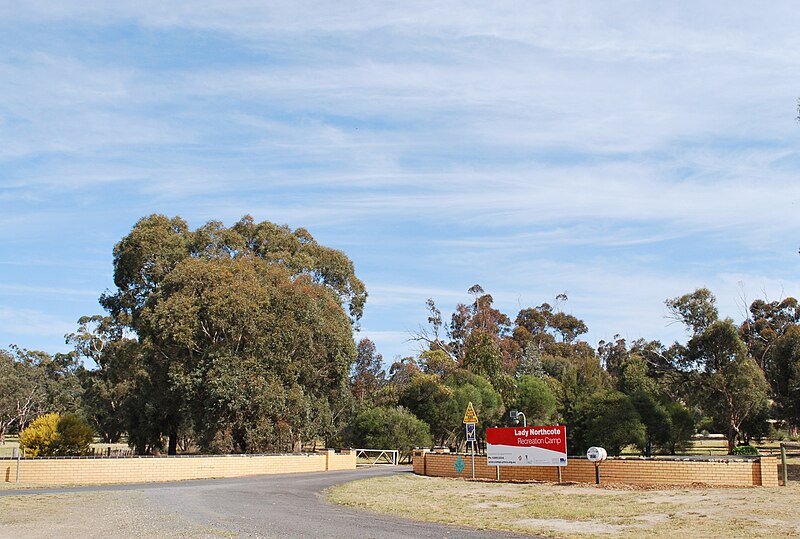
0;308;74;348
0;284;97;298
1;2;799;359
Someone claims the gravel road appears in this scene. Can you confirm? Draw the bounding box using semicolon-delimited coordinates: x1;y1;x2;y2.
0;466;539;538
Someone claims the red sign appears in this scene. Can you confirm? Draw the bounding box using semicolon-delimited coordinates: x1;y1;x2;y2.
486;426;567;466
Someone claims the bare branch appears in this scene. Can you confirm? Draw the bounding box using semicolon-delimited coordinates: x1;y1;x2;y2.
406;326;457;362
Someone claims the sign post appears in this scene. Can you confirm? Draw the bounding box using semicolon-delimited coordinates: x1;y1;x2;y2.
586;446;607;485
14;447;20;483
463;402;479;479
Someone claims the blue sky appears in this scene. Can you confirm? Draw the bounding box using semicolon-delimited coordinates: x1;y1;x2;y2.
1;2;799;363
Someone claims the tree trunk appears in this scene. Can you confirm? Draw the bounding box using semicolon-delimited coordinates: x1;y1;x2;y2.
168;428;178;455
292;432;302;453
726;430;737;454
725;391;739;454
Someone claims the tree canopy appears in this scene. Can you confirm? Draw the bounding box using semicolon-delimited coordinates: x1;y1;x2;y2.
10;224;796;459
76;215;366;454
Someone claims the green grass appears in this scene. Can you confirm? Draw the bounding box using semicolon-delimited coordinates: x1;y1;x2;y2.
0;438;20;457
614;437;798;461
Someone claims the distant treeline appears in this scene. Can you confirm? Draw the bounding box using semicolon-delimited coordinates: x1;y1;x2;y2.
2;214;797;457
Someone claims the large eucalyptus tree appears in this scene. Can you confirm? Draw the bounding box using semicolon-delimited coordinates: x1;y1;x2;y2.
92;214;366;454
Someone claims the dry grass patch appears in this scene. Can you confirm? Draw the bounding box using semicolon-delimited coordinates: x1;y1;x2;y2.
328;474;800;539
0;480;103;490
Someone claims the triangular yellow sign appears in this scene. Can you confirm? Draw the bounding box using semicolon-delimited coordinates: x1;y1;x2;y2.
463;401;478;424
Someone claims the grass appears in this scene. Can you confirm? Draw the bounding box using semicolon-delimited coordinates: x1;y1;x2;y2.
328;473;800;539
0;437;20;457
615;437;800;464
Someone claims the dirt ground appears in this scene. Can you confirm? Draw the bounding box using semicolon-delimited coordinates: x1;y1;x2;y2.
3;472;800;538
328;474;800;539
0;491;229;538
0;468;517;539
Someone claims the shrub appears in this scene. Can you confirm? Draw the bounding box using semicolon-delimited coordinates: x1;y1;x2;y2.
54;414;95;456
570;390;646;456
663;401;695;455
514;375;558;425
630;392;671;457
19;413;95;456
19;412;59;456
731;445;759;456
345;405;432;461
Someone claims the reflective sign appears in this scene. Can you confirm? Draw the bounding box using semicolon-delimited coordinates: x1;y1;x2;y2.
466;422;476;442
463;401;478;423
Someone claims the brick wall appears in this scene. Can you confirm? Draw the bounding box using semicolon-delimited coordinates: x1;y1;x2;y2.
1;449;356;485
413;450;779;487
327;449;357;471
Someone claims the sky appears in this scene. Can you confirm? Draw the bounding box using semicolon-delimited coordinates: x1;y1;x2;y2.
1;1;799;364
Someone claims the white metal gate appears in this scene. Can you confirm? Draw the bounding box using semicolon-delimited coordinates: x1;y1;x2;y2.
354;448;400;465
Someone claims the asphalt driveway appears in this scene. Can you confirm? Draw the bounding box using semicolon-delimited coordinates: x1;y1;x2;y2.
1;466;539;538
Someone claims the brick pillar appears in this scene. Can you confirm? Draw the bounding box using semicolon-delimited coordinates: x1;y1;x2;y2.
324;449;336;471
412;449;429;475
758;456;779;487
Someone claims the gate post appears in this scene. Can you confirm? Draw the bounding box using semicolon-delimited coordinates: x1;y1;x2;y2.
782;444;788;486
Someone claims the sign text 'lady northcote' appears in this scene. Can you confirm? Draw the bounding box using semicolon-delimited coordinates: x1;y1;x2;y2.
486;426;568;466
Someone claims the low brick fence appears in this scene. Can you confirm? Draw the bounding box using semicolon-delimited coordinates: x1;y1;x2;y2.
413;450;779;487
2;449;355;484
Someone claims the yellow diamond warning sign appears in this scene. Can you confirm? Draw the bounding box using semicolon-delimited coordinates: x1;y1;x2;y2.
463;401;478;424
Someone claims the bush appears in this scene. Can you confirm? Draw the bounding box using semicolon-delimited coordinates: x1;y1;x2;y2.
54;414;95;456
19;413;95;456
571;390;646;456
630;392;671;457
514;375;558;425
345;405;432;460
663;401;695;455
19;412;59;456
731;445;759;456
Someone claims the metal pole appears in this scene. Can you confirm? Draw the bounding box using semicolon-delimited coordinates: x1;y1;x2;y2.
15;447;20;484
471;440;475;479
595;463;600;485
782;444;788;486
557;466;562;484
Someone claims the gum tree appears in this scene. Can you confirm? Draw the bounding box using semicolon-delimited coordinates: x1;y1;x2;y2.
90;214;366;454
667;289;770;452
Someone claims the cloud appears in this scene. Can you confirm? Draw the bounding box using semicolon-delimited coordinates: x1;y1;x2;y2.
2;1;799;360
0;284;97;298
361;284;465;307
0;308;74;348
10;2;800;58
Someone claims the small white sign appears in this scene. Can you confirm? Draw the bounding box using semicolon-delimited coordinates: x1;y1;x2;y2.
586;446;607;462
466;422;476;442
